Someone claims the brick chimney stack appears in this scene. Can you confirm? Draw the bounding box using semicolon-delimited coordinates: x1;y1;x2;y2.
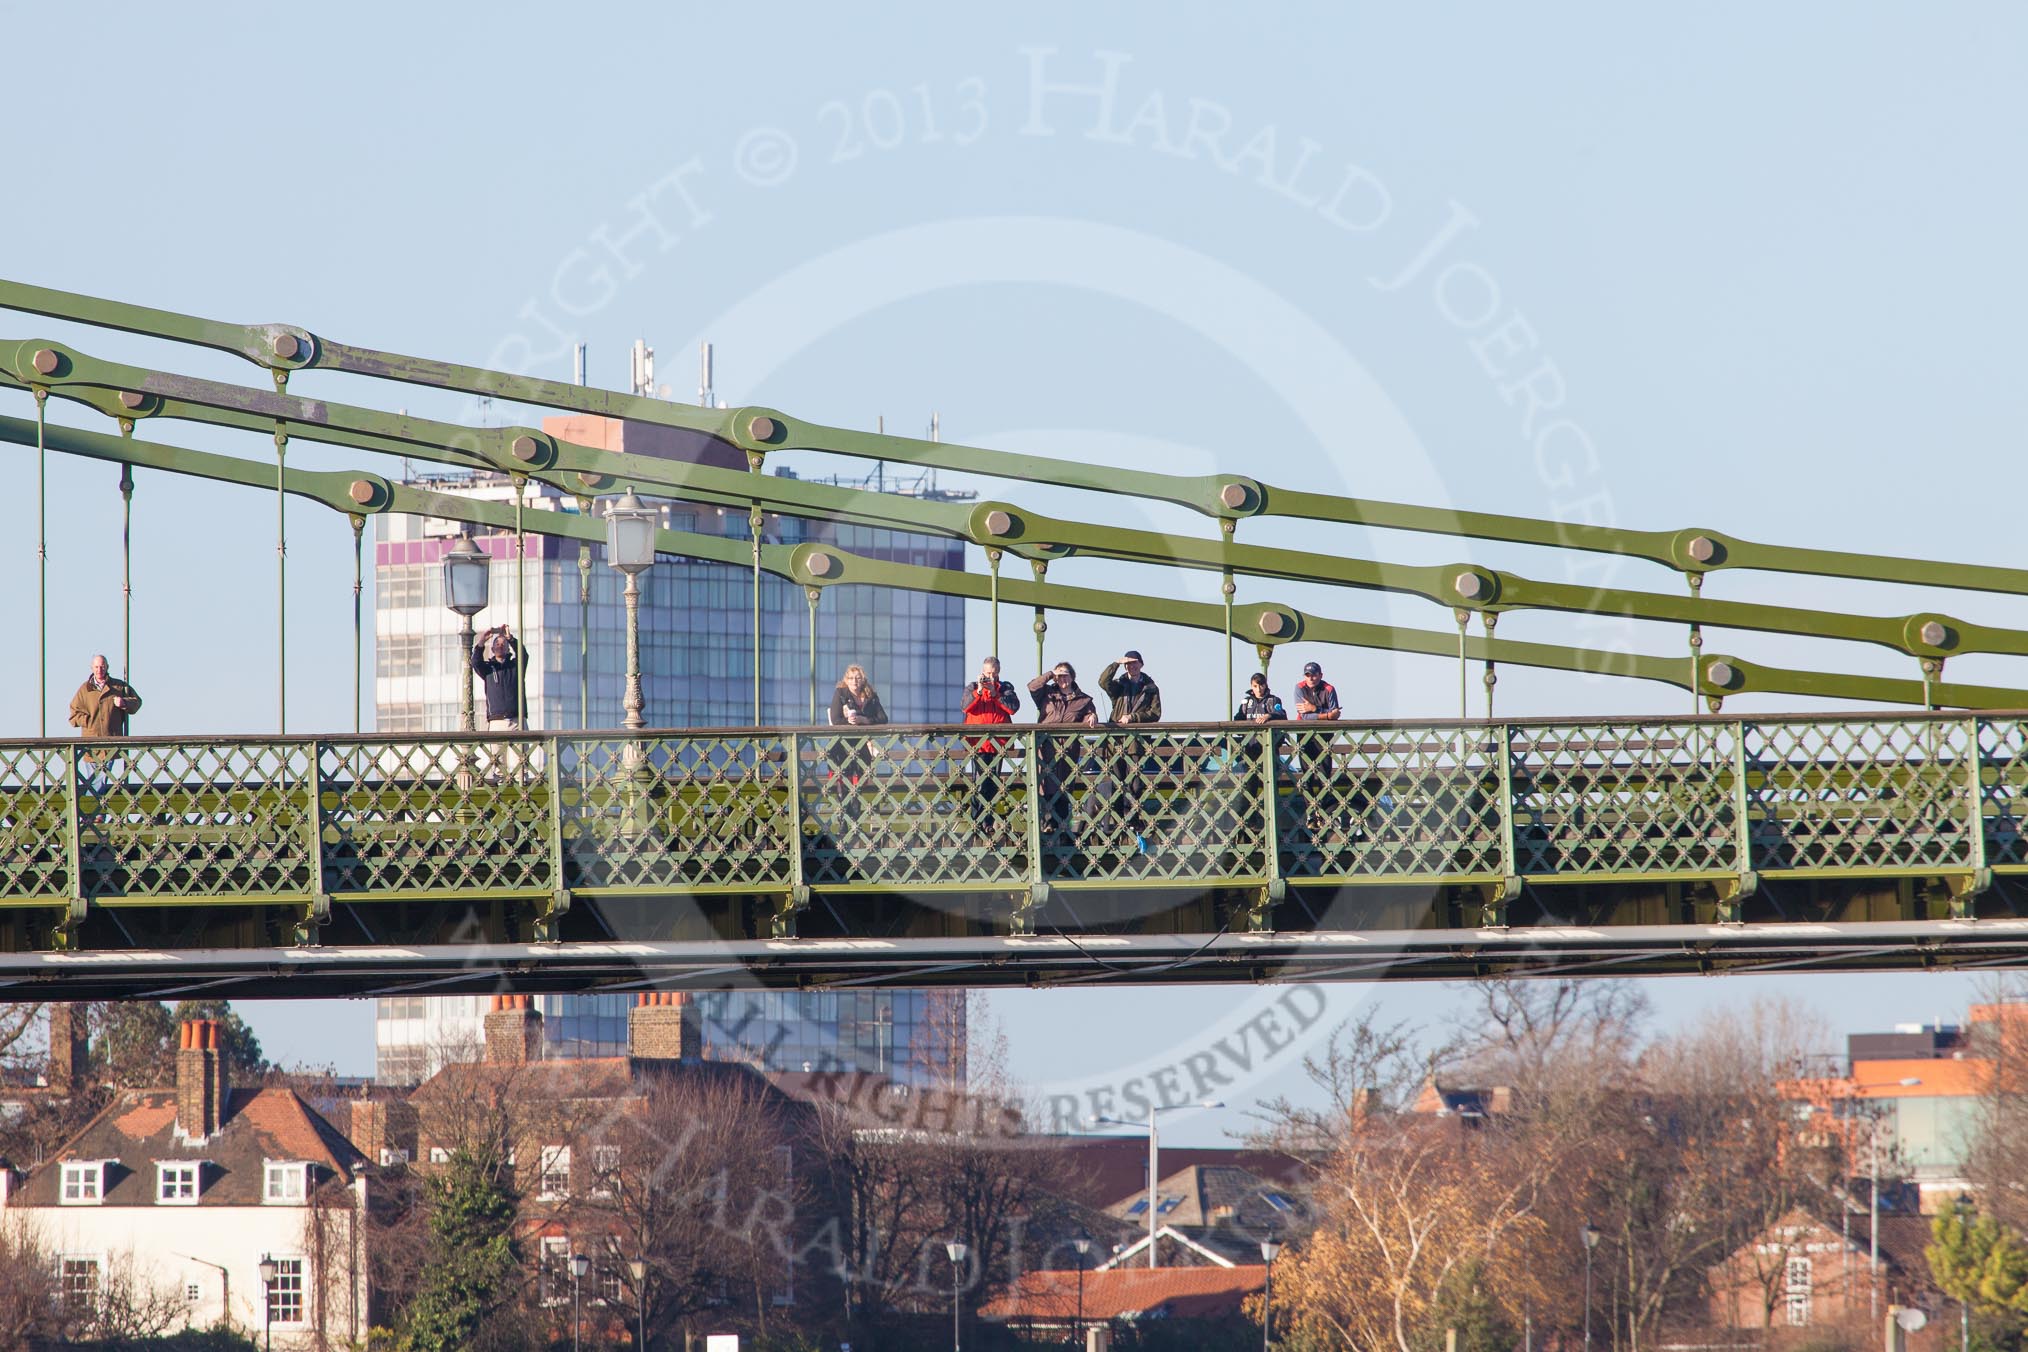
47;1005;87;1093
483;995;542;1064
175;1019;228;1140
628;992;701;1063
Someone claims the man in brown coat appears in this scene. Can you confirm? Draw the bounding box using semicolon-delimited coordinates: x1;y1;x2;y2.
68;654;142;738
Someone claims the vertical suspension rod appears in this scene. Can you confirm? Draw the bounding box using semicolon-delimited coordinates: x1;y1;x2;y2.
515;481;528;730
35;388;46;738
350;516;365;733
275;425;288;734
118;432;133;681
576;501;592;731
750;506;764;725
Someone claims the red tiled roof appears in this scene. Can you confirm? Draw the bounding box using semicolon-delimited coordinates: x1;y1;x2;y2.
981;1265;1266;1323
16;1087;366;1208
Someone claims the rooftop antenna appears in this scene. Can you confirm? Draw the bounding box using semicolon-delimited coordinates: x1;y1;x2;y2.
930;411;940;443
630;340;656;398
699;342;715;408
572;343;587;387
876;416;885;493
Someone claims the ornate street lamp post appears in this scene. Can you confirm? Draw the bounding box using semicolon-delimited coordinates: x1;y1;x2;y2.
605;493;659;733
1072;1232;1092;1345
1260;1236;1283;1350
1582;1221;1602;1352
628;1254;648;1350
570;1251;589;1352
257;1254;277;1352
945;1241;969;1352
442;535;491;733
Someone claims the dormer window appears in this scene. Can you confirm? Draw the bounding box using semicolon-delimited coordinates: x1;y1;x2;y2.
263;1161;308;1204
156;1162;202;1204
60;1161;106;1205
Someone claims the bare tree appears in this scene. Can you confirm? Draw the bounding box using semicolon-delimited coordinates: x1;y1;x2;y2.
571;1066;803;1341
1247;1009;1434;1156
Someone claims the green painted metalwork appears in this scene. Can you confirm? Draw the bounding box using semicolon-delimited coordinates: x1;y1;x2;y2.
12;278;2028;600
0;714;2019;921
8;407;2028;714
8;339;2022;673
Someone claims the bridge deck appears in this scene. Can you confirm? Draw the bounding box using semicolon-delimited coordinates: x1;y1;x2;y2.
2;714;2025;996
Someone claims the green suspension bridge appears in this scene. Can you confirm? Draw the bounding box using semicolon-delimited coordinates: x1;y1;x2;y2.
4;280;2028;1000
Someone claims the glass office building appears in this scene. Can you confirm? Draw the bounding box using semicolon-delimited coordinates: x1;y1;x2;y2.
375;988;964;1088
371;414;969;1087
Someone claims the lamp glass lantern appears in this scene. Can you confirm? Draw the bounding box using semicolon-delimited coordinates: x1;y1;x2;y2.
442;536;491;616
1260;1237;1283;1262
605;492;659;574
570;1252;590;1280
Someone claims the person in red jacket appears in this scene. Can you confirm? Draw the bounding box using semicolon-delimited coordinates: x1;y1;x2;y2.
961;656;1020;737
961;656;1021;832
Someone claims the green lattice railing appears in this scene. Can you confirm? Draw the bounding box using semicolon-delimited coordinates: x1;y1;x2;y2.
1;714;2017;925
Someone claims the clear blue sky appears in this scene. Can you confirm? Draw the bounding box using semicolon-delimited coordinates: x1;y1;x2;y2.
3;4;2023;1143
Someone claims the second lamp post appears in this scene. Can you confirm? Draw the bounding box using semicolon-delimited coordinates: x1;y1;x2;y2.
605;491;659;733
442;535;491;733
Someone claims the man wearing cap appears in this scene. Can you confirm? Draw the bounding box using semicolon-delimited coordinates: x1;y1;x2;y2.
1293;662;1340;721
1097;651;1162;725
1095;652;1163;856
1292;660;1345;846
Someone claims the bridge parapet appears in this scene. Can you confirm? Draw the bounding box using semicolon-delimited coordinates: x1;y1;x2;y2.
2;714;2019;958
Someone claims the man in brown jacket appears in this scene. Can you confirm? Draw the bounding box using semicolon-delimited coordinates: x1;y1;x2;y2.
68;655;143;738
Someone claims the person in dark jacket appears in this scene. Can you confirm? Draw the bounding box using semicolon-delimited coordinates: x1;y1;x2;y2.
829;664;889;729
1095;651;1164;853
471;625;525;729
961;656;1021;833
1027;663;1099;726
1097;651;1162;725
1234;672;1286;722
827;665;889;805
1291;660;1345;844
1028;661;1097;847
471;625;528;782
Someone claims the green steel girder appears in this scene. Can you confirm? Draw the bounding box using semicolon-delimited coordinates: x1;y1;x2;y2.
14;410;2028;710
9;277;2028;596
6;340;2021;669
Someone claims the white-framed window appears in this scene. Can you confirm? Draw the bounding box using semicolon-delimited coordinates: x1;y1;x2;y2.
596;1241;624;1306
538;1236;570;1306
591;1144;620;1198
60;1161;105;1205
428;1147;450;1165
1784;1255;1812;1327
538;1145;571;1200
379;1147;409;1167
58;1254;101;1318
263;1161;308;1204
265;1255;305;1325
157;1162;201;1204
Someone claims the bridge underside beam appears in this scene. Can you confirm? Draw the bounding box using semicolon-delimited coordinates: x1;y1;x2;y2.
0;877;2021;1000
4;913;2027;1001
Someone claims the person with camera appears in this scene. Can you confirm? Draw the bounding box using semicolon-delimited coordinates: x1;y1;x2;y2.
961;656;1022;835
471;624;525;731
471;624;527;783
